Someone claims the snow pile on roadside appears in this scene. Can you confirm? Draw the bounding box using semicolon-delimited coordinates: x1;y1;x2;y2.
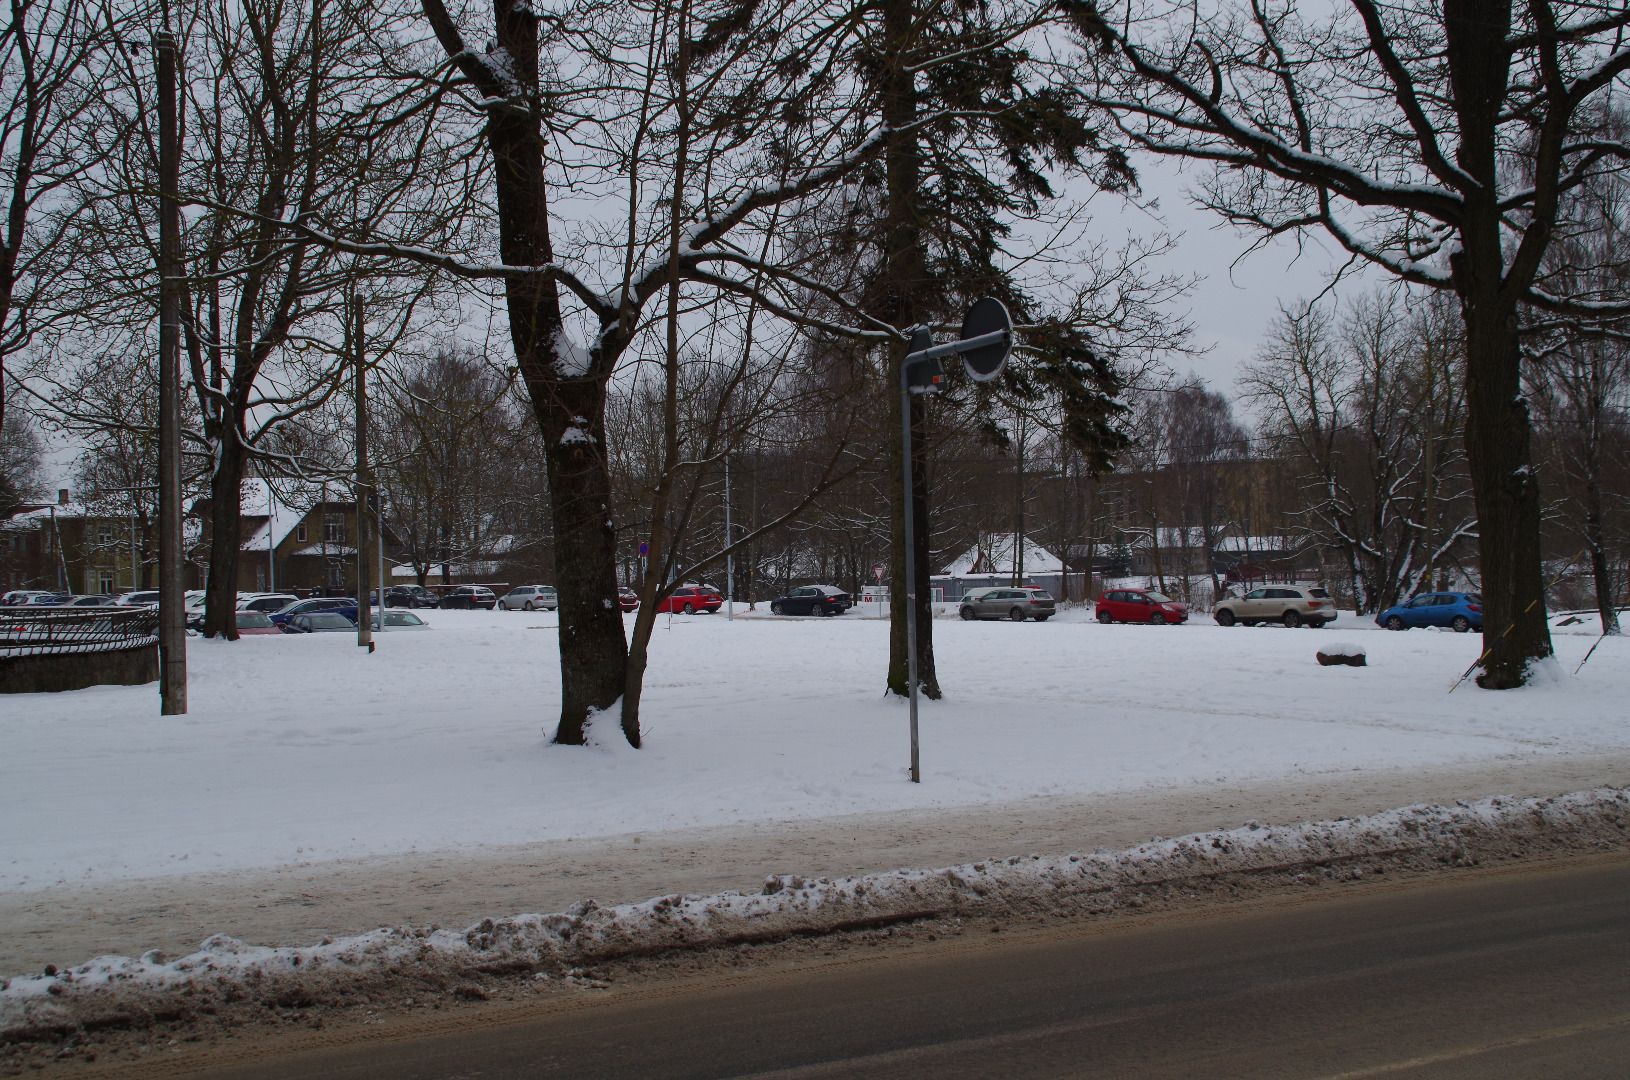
4;788;1627;1041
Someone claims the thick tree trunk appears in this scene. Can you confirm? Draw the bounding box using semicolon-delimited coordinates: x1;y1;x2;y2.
1446;0;1554;687
1461;302;1553;685
535;378;626;742
202;432;247;640
879;0;939;700
886;390;940;697
454;8;628;741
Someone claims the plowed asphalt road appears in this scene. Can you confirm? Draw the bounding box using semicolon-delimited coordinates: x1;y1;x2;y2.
120;854;1630;1080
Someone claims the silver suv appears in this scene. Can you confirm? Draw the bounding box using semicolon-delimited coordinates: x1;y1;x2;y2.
1213;585;1336;628
958;587;1056;622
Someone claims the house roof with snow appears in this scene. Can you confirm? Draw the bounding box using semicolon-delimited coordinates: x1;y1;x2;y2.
4;499;92;523
941;534;1064;576
235;481;308;552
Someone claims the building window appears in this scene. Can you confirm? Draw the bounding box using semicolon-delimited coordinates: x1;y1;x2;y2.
256;565;266;591
326;563;344;588
97;524;113;545
98;570;114;594
324;513;346;544
296;524;308;543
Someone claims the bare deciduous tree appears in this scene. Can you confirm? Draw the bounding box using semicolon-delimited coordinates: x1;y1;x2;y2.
1069;0;1630;685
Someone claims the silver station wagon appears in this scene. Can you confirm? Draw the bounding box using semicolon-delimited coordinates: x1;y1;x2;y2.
958;586;1056;622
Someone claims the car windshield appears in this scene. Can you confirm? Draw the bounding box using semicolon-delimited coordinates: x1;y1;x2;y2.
1026;591;1052;600
385;612;422;626
305;613;352;629
1144;592;1173;603
236;612;274;628
1466;593;1482;604
1309;588;1331;598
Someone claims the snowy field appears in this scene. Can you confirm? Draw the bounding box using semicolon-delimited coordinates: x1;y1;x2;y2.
2;605;1626;892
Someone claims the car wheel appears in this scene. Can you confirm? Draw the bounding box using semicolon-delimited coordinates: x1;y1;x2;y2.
523;601;534;611
1149;612;1167;625
771;602;783;615
959;606;976;621
1098;610;1114;624
1215;609;1236;627
1386;615;1406;631
1009;607;1026;622
1282;610;1302;628
1451;615;1471;633
683;602;696;614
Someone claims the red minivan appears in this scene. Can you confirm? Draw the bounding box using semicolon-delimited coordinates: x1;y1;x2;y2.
1095;588;1189;624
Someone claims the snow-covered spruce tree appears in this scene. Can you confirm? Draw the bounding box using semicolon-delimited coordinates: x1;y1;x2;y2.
1068;0;1630;687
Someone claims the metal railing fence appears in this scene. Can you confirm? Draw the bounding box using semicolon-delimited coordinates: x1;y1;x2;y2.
0;607;161;657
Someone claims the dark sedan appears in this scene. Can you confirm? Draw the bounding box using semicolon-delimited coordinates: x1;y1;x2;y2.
384;585;439;608
770;586;852;617
280;612;357;634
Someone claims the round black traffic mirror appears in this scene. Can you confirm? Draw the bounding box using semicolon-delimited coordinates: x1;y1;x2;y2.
960;297;1012;382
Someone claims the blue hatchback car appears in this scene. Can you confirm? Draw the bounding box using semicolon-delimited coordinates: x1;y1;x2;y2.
1375;592;1483;632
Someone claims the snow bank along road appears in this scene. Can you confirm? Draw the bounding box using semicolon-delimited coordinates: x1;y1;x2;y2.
4;790;1628;1070
110;851;1630;1080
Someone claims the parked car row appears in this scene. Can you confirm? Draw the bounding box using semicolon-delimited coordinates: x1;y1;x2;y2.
12;580;1489;637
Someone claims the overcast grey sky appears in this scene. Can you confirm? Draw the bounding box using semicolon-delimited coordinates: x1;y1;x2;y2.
1123;152;1375;401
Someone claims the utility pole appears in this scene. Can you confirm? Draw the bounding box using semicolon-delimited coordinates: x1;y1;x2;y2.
156;28;187;715
354;299;373;651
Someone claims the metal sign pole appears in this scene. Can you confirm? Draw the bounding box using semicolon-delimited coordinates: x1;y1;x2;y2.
376;497;384;632
156;29;186;715
724;454;733;621
354;299;373;652
901;355;921;784
893;300;1013;784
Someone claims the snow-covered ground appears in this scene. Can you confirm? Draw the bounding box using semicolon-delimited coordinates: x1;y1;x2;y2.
2;605;1626;892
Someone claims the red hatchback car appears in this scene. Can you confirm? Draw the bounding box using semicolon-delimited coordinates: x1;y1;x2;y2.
655;585;723;614
1095;588;1189;624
